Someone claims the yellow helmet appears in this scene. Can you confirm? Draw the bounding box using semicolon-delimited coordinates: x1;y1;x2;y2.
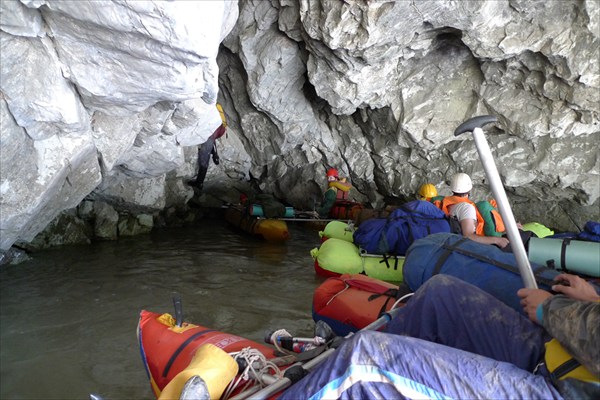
418;183;438;200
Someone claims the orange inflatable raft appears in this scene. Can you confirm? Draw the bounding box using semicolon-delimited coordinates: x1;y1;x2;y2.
224;205;290;242
137;310;291;399
312;274;411;337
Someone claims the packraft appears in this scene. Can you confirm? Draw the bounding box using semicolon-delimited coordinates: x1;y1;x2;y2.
310;237;404;283
312;274;410;336
318;220;356;242
402;233;561;314
278;331;562;400
224;205;289;242
330;200;364;220
138;310;287;399
353;200;451;256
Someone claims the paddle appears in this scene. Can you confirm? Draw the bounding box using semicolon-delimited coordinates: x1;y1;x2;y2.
453;115;537;289
173;294;184;327
230;307;404;400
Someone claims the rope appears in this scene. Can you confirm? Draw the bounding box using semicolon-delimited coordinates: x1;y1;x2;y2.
222;347;283;400
390;292;414;310
325;283;350;306
269;329;293;354
345;220;355;231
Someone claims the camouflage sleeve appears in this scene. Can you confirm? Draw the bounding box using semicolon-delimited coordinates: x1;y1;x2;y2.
541;295;600;376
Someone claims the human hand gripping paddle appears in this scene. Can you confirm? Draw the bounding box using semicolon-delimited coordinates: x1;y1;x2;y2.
454;115;538;289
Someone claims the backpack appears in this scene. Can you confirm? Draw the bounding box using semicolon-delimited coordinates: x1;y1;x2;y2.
353;200;451;256
402;232;561;314
352;218;388;254
578;221;600;242
475;200;505;237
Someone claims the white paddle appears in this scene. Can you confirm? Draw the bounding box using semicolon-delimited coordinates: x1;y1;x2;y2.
454;115;538;289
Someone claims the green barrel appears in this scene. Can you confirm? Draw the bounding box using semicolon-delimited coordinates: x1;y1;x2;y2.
528;237;600;277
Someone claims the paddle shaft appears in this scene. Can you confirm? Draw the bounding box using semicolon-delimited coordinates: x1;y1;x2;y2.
471;126;538;289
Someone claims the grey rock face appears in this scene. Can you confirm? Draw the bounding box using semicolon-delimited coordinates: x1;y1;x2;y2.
1;0;238;250
1;0;598;252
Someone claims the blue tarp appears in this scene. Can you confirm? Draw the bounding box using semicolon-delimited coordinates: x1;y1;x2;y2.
279;330;562;400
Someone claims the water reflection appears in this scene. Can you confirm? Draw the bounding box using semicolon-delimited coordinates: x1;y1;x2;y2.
0;219;325;399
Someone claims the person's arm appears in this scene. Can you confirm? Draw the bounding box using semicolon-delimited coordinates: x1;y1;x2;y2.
317;188;337;217
518;274;600;377
460;218;510;248
541;296;600;377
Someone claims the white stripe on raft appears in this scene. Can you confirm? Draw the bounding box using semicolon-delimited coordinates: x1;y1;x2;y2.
307;364;451;400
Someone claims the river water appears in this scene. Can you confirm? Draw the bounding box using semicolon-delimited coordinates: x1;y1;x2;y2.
0;219;327;399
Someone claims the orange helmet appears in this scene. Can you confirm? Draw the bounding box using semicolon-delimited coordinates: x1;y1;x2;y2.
326;168;339;178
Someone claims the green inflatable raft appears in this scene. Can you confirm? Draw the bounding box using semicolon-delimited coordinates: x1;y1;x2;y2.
319;220;356;243
311;237;404;283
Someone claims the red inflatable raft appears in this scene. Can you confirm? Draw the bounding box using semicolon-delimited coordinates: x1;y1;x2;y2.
312;274;411;337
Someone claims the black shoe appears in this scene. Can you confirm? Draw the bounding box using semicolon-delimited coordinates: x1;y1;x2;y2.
186;179;203;190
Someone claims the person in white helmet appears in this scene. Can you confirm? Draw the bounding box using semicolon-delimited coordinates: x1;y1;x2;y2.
434;173;509;248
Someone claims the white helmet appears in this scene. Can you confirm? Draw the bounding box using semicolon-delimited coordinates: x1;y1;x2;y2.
450;173;472;194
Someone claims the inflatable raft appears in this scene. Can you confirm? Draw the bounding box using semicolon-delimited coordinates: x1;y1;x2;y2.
312;274;410;336
310;237;404;283
318;220;356;242
138;310;290;399
224;205;289;242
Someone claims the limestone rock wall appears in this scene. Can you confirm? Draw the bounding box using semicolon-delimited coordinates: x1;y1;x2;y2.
219;0;599;228
1;0;598;253
1;0;238;250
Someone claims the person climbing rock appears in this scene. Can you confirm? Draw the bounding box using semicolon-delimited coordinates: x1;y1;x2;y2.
188;103;227;192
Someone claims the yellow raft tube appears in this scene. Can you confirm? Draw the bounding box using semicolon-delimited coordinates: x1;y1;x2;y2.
224;205;290;242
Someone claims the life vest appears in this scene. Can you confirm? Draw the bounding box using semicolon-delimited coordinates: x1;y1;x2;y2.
325;180;362;219
431;195;486;236
329;180;351;201
544;338;599;383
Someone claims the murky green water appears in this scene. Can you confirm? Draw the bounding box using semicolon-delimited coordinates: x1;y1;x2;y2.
0;219;326;399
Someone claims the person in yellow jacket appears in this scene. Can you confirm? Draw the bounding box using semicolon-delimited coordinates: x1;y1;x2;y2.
317;168;356;218
188;104;227;192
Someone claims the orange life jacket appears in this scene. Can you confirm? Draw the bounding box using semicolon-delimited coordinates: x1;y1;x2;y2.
327;181;362;219
433;196;486;236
